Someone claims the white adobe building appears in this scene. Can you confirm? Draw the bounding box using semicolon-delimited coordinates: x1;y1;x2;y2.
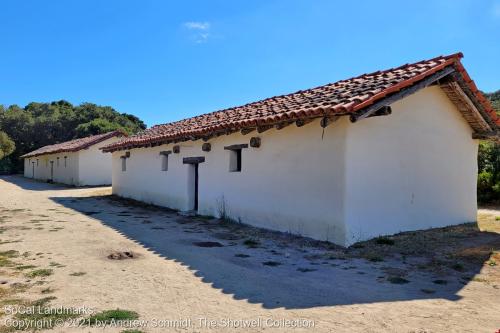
22;131;124;186
102;53;499;246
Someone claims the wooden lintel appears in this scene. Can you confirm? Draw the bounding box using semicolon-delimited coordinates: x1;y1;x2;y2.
183;156;205;164
159;150;172;156
257;125;273;133
241;128;255;135
224;144;248;150
296;118;313;127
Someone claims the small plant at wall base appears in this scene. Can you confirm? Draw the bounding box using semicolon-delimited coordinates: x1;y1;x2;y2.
216;195;231;223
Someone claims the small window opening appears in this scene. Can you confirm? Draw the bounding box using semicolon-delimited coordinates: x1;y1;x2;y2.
229;149;242;172
64;156;67;168
121;157;127;172
161;154;168;171
36;159;39;167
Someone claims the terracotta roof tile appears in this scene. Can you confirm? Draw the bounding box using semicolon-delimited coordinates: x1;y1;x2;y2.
22;131;126;158
102;53;499;152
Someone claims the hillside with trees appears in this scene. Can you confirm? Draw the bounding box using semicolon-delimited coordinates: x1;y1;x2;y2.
479;90;500;203
0;101;146;173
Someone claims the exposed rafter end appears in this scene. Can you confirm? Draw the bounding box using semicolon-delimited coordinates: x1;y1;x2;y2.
241;128;255;135
257;125;273;133
296;118;313;127
275;121;292;130
472;131;500;140
320;116;341;128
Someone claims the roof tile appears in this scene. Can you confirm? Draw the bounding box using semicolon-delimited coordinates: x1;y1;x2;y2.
102;53;499;152
22;131;125;158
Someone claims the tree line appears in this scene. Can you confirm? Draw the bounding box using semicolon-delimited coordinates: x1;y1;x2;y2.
478;91;500;203
0;100;146;173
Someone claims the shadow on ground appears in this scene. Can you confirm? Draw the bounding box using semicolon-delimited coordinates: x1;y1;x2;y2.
45;191;499;309
0;175;109;192
4;175;496;309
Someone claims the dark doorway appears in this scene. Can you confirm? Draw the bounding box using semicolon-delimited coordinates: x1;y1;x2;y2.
182;156;205;212
50;161;54;182
194;163;199;211
32;162;35;178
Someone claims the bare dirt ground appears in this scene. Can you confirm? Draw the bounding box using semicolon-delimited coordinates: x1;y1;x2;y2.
0;175;498;333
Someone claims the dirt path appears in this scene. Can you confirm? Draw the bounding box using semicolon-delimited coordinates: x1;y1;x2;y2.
0;175;498;333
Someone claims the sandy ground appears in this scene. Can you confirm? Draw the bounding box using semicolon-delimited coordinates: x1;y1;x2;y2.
0;175;498;333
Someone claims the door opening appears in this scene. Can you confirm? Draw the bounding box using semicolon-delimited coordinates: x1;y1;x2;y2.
50;161;54;182
194;163;199;211
32;162;35;179
183;156;205;212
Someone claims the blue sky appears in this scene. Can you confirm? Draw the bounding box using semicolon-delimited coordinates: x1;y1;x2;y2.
0;0;499;127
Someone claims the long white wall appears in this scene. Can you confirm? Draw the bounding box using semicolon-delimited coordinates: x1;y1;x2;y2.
23;137;119;186
343;86;478;245
77;137;120;186
24;152;79;185
111;86;479;246
112;118;348;244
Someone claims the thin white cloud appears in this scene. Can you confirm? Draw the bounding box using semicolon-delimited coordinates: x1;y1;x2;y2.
184;21;210;30
183;21;211;43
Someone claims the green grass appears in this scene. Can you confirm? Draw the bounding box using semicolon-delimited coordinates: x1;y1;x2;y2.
49;262;65;268
0;250;19;258
11;297;79;331
0;250;19;267
26;268;53;278
81;309;139;326
41;287;55;294
15;265;37;271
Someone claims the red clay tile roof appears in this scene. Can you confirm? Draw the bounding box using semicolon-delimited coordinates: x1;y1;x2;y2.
22;131;126;158
102;53;499;152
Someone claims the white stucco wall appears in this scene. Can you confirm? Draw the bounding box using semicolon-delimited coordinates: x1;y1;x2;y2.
24;153;79;185
343;86;478;245
111;118;348;244
23;136;119;186
110;86;479;246
77;137;120;186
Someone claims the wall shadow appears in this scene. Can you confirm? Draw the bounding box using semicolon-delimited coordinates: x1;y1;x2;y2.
50;194;499;310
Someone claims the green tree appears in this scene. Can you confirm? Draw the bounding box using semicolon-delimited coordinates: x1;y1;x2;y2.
0;131;15;160
479;90;500;203
0;101;146;173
